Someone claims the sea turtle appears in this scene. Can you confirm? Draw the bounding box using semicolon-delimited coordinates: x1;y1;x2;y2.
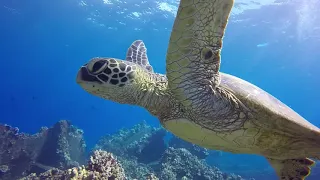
76;0;320;179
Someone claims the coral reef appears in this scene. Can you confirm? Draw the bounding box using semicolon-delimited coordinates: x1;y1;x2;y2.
159;147;244;180
115;157;152;179
169;135;224;160
0;120;86;180
1;120;254;180
94;121;166;179
168;135;209;159
143;173;159;180
21;150;126;180
94;122;254;180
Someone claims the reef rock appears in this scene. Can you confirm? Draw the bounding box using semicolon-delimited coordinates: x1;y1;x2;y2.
20;150;126;180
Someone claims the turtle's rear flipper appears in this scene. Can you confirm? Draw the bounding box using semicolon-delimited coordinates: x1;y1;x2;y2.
267;158;315;180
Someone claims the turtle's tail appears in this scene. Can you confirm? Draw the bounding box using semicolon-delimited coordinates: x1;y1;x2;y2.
267;158;315;180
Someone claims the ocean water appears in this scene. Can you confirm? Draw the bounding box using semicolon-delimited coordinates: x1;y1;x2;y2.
0;0;320;179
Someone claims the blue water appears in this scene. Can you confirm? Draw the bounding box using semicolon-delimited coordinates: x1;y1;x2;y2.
0;0;319;179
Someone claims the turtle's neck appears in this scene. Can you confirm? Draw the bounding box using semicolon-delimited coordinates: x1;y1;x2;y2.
134;76;174;118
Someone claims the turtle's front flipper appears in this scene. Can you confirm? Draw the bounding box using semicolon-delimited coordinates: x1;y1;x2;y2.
267;157;315;180
166;0;234;115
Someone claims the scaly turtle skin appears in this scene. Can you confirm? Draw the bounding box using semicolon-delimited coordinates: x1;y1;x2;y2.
76;0;320;179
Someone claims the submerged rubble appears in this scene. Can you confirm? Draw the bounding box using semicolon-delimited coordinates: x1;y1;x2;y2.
0;120;86;180
21;150;126;180
0;124;46;179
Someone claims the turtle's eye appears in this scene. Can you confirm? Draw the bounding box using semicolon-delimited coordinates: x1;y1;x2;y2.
89;60;108;74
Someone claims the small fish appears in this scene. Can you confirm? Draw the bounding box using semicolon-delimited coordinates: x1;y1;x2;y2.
0;165;9;173
33;162;56;171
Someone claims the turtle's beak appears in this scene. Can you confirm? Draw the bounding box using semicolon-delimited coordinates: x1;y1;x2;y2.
76;67;86;84
76;68;82;84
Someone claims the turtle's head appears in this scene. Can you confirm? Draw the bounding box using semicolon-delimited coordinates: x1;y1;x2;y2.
76;57;150;104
